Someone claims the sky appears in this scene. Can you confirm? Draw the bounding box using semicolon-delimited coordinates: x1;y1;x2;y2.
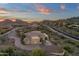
0;3;79;20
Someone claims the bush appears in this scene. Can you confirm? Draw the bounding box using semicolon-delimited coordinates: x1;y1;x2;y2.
31;48;46;56
0;37;6;44
64;45;73;53
13;51;29;56
64;50;69;56
1;47;15;56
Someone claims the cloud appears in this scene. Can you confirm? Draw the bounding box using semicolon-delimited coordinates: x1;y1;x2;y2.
34;4;53;15
77;4;79;10
60;4;65;11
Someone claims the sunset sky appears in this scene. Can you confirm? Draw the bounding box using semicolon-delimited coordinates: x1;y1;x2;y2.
0;3;79;20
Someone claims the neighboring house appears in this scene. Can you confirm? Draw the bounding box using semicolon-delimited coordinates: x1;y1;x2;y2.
68;24;79;28
23;31;49;44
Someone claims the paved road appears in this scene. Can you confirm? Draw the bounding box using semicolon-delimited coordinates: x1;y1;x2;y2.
52;26;79;40
0;27;43;51
0;26;65;55
43;25;79;41
5;28;40;50
0;27;19;37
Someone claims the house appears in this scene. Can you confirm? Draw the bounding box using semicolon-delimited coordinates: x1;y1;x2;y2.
23;31;49;44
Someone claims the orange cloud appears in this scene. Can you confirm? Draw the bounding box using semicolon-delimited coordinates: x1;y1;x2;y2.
34;4;52;15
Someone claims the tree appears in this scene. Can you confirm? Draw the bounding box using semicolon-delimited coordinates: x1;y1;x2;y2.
31;48;46;56
64;45;73;53
0;37;6;44
5;47;14;56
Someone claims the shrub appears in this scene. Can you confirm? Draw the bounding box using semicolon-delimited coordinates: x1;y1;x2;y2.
64;45;73;53
31;48;46;56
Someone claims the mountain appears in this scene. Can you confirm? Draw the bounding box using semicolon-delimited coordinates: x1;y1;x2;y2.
65;17;79;22
0;18;27;27
0;8;8;14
